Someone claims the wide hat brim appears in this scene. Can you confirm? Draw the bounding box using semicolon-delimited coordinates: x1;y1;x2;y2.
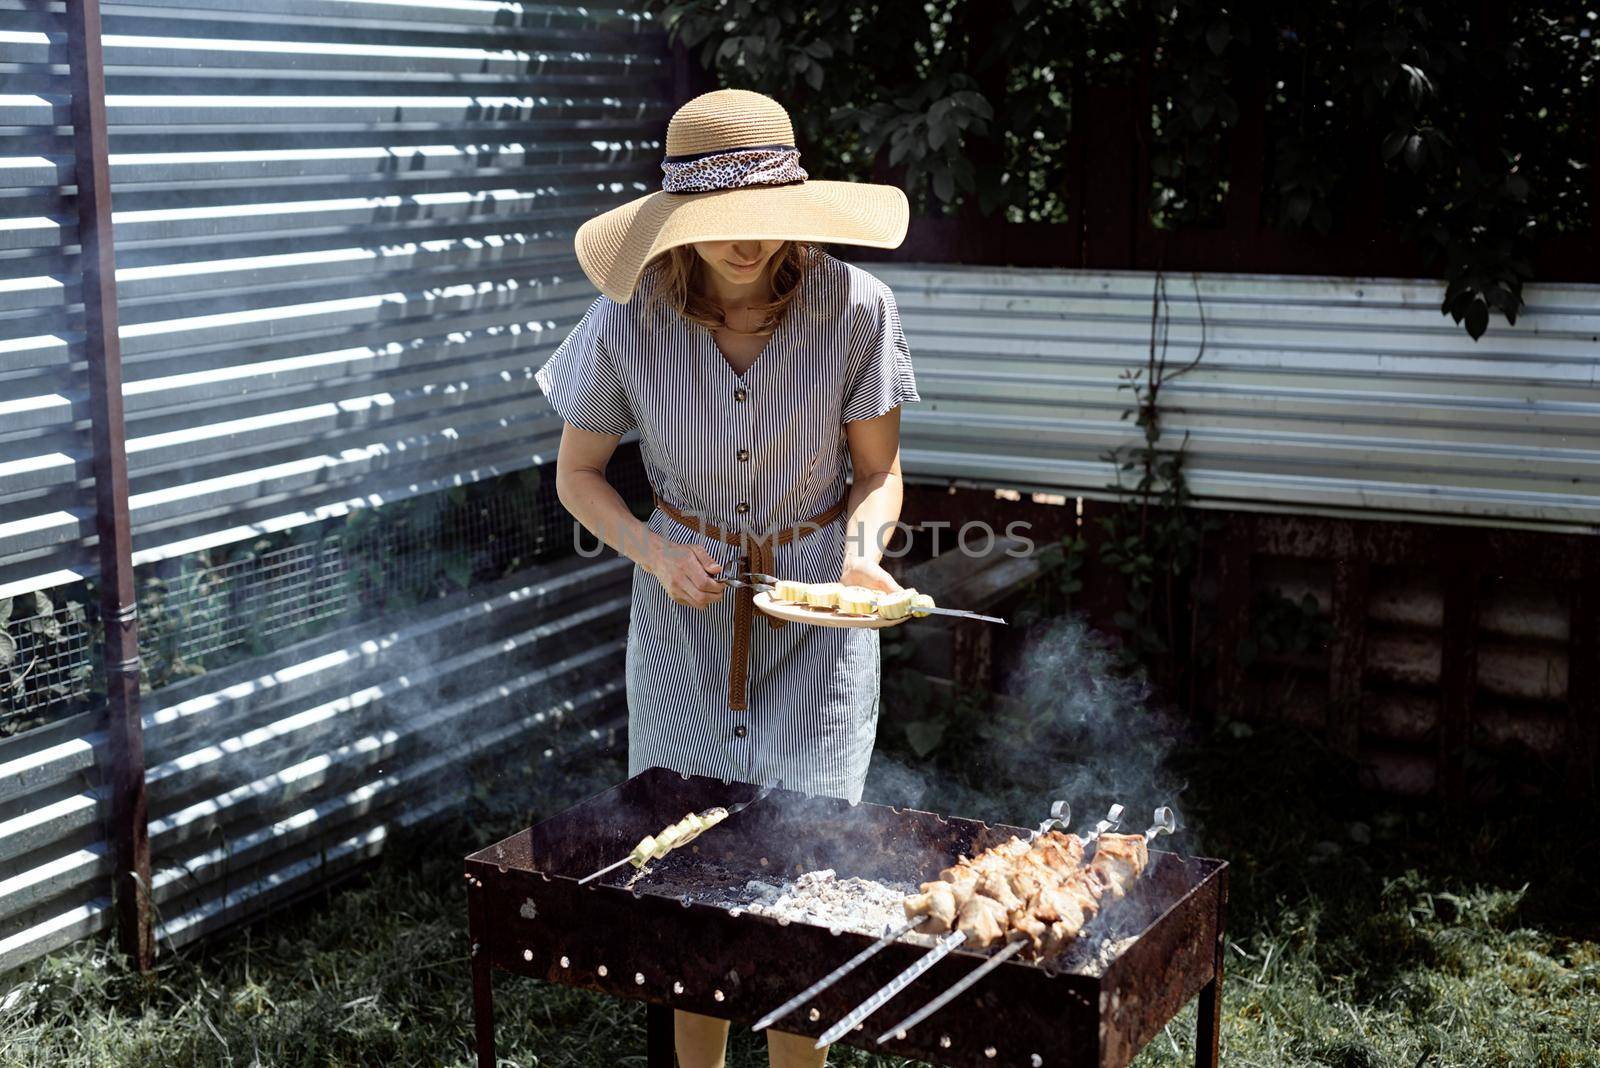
574;180;909;304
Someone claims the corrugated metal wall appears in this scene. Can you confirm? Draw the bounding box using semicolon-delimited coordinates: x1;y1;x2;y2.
2;0;669;600
873;264;1600;533
1;551;630;973
2;0;665;976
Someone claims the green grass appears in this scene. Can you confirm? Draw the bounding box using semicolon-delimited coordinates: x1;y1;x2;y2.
3;723;1597;1068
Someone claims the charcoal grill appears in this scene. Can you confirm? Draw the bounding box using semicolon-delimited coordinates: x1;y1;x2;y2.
464;767;1228;1068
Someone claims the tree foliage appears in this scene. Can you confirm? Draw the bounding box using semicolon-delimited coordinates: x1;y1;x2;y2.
646;0;1598;339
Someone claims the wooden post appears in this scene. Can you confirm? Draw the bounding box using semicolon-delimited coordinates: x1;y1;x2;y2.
65;0;152;972
1568;542;1600;799
1213;514;1253;721
1437;534;1479;803
1327;553;1370;757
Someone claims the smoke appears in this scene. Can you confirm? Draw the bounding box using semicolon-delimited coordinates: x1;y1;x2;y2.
861;614;1189;842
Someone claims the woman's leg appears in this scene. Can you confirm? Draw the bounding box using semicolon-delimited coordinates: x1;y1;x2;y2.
675;1009;730;1068
767;1029;829;1068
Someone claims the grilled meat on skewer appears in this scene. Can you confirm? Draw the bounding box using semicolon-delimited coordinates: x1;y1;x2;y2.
903;831;1084;942
1011;831;1154;954
903;827;1158;958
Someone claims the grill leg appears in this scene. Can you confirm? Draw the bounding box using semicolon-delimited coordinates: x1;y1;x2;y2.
1195;866;1228;1068
471;943;496;1067
646;1003;674;1067
1194;976;1221;1068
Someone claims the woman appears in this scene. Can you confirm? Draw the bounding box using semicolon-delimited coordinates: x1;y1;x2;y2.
534;88;917;1068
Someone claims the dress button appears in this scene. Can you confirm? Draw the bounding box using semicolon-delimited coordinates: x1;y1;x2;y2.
734;724;748;739
733;388;747;402
736;448;750;462
735;502;750;515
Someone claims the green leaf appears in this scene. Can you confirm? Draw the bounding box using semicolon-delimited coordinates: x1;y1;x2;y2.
1464;300;1489;339
442;552;473;590
1402;134;1424;170
805;62;823;91
1205;23;1231;55
1190;100;1215;129
904;718;946;758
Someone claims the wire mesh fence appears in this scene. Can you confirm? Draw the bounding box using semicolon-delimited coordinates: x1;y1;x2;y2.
1;454;653;737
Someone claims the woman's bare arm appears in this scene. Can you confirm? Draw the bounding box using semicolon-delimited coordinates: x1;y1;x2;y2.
554;424;725;608
839;407;907;593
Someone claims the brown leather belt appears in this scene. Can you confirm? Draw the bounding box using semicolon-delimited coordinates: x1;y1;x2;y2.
652;491;849;711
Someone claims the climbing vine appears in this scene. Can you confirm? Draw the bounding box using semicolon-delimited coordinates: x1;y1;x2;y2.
1090;272;1218;704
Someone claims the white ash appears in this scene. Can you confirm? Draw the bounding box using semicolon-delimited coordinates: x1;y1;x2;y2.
740;869;924;939
628;858;928;941
623;855;1144;969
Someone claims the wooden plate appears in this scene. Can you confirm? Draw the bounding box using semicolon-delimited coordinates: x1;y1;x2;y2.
752;590;912;629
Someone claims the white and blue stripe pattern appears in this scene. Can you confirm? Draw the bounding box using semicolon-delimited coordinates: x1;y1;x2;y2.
535;251;920;802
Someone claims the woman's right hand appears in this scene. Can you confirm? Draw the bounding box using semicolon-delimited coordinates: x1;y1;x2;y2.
644;537;725;609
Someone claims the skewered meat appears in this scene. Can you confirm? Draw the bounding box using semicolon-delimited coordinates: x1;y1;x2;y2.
906;832;1079;934
1082;833;1147;898
1011;833;1154;954
975;869;1022;912
903;825;1159;959
955;894;1011;948
902;881;959;932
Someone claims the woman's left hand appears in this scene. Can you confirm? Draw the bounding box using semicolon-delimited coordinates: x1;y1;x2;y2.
839;557;901;594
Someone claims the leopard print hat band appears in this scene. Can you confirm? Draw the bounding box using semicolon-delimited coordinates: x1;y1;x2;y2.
660;143;809;194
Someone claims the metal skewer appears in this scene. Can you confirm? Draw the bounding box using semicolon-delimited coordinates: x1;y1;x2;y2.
1146;806;1176;843
872;804;1162;1045
904;604;1008;624
715;575;774;592
576;782;780;886
1084;803;1124;844
813;930;965;1048
812;802;1120;1049
1031;799;1070;839
753;798;1081;1034
750;918;920;1032
740;573;1006;625
777;799;1088;1042
576;855;634;886
874;934;1030;1045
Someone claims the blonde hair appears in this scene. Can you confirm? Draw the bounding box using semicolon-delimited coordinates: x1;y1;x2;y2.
641;241;822;334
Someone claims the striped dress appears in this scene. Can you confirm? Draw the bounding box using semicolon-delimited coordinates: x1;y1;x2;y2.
534;250;920;802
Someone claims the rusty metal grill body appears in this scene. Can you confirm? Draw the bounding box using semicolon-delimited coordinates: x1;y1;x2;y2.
464;768;1228;1068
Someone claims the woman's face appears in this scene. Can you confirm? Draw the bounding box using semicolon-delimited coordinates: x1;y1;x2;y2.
691;239;784;288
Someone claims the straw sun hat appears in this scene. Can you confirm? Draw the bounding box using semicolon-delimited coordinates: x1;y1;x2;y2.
573;88;910;304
